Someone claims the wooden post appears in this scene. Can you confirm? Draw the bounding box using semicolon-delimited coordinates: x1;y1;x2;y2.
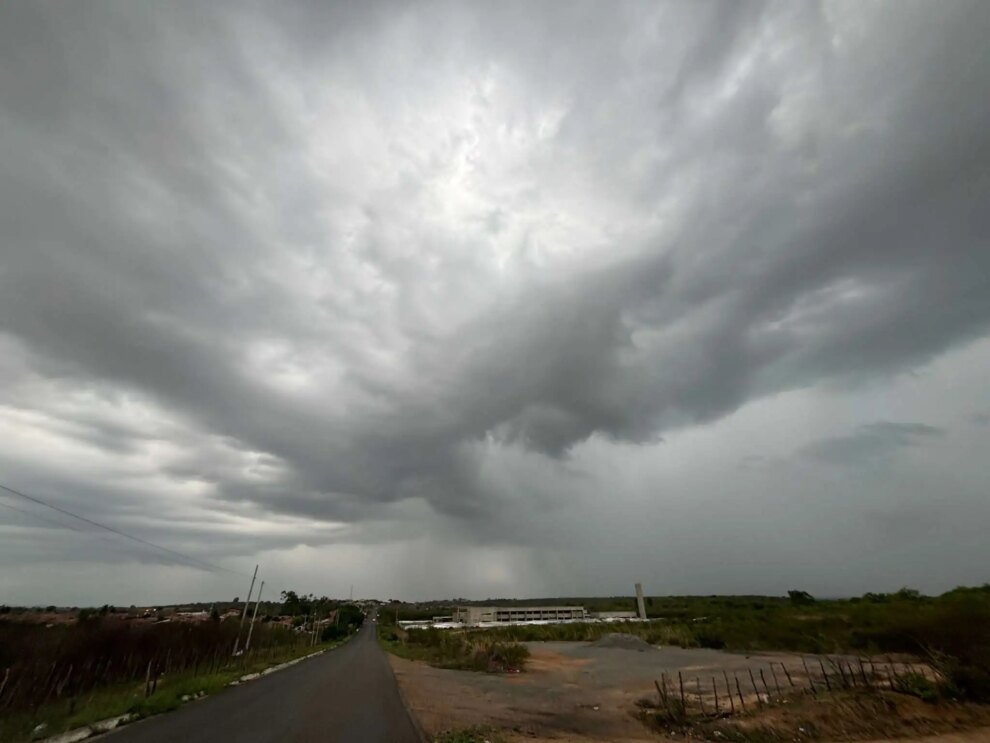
56;664;73;698
655;679;665;707
818;658;832;692
144;661;152;698
769;664;782;695
836;659;850;688
780;662;795;688
857;658;870;686
802;657;816;694
723;670;735;714
696;676;706;715
734;673;746;711
759;668;772;699
712;676;720;715
748;668;762;705
678;671;686;708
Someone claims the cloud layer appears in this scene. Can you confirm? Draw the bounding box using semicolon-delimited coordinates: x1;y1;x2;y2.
1;1;989;601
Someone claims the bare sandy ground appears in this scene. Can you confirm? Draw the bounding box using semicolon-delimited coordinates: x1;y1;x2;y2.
390;641;812;741
389;641;986;743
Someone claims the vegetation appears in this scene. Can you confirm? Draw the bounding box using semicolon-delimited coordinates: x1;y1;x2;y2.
643;687;990;742
378;619;529;673
0;592;366;741
0;635;344;743
320;603;365;642
383;585;990;702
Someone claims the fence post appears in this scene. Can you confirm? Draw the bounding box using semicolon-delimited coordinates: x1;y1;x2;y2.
818;658;832;692
837;659;850;688
780;662;795;688
769;665;782;695
759;668;772;699
801;657;816;694
144;661;152;698
734;673;746;711
56;665;73;698
712;676;720;715
696;677;706;715
748;668;762;705
723;670;735;714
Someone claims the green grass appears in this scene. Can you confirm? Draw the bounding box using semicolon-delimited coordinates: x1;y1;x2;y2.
0;637;353;743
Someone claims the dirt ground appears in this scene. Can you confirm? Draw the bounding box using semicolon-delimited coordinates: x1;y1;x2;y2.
389;640;989;743
391;641;818;741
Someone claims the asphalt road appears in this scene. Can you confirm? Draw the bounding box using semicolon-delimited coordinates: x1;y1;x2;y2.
107;617;422;743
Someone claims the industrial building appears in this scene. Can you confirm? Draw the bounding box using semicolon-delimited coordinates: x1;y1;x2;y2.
452;605;587;624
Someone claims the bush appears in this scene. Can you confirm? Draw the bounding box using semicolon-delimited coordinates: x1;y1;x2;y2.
321;624;348;642
467;642;529;672
895;672;940;703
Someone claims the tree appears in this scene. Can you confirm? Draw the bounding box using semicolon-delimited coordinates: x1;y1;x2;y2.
787;590;815;605
280;590;311;617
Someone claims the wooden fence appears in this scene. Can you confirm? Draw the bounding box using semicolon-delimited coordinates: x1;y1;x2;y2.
654;655;939;718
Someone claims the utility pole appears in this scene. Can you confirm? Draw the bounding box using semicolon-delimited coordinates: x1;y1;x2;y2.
232;565;258;655
245;581;264;652
311;610;320;646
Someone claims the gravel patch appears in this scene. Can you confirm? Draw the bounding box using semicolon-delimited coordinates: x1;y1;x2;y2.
589;633;656;651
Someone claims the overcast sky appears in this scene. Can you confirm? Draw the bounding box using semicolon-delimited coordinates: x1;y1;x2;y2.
2;1;989;606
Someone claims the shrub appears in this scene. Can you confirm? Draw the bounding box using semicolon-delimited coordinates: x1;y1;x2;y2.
321;624;348;642
895;672;940;703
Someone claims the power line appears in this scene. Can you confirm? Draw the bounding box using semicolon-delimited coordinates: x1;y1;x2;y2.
0;498;91;533
0;482;249;578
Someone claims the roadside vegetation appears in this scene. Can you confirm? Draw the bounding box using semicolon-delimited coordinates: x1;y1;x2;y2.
0;594;365;742
384;585;990;703
378;617;528;673
642;686;990;742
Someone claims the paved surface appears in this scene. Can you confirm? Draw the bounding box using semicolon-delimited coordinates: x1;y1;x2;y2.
108;616;422;743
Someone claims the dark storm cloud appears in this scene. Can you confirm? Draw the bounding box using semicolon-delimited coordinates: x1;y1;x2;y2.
799;422;945;468
1;0;989;546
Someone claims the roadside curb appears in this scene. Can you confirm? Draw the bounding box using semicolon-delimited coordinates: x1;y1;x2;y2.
37;647;333;743
37;714;135;743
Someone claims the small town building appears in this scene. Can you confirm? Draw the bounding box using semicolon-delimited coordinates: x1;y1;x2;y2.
452;605;587;624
